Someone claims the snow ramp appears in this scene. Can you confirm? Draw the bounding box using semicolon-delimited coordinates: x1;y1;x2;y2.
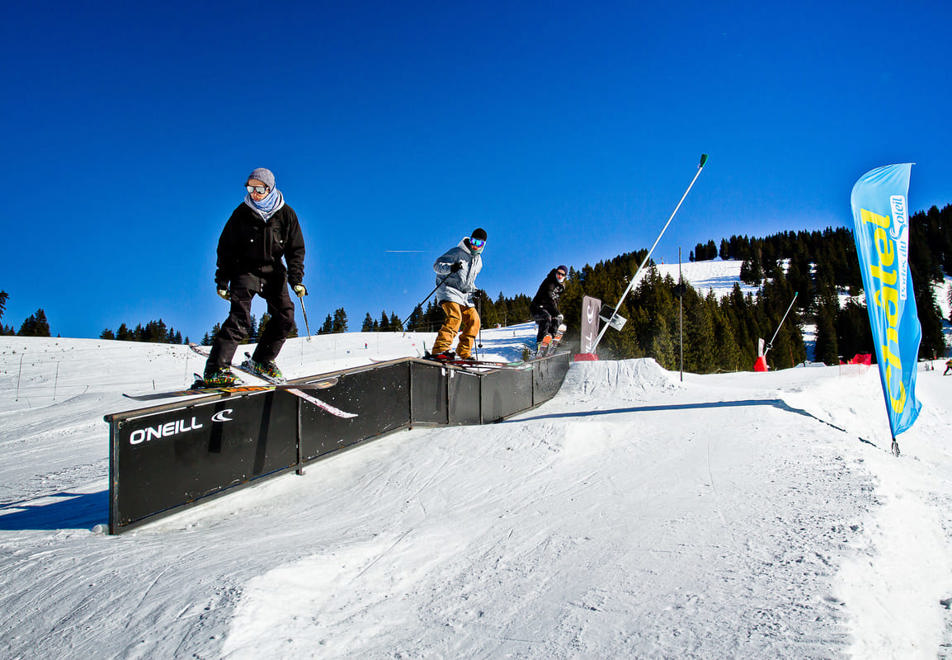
560;358;683;403
103;353;572;533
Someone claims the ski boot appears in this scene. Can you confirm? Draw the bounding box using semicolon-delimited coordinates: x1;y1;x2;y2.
202;368;240;387
425;350;456;362
243;358;285;382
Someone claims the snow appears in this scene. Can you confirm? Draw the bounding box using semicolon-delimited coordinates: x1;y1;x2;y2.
2;324;951;658
656;258;759;299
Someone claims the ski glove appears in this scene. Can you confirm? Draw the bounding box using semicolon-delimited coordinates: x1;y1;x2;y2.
450;261;463;273
293;284;308;297
217;288;231;301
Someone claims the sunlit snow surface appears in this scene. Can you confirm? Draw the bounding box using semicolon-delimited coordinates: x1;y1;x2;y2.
1;299;952;657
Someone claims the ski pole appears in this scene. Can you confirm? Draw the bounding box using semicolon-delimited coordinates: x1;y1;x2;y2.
591;153;708;354
476;290;483;356
298;292;313;342
403;272;452;331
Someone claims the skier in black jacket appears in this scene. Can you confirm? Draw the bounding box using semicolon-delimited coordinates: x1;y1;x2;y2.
530;265;567;346
203;167;306;385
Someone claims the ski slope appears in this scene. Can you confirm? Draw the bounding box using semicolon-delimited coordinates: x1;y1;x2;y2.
1;325;951;658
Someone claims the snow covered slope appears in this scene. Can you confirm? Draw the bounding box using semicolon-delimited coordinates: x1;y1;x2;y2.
656;258;759;299
1;329;951;658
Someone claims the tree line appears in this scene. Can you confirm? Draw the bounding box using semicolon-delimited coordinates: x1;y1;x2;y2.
100;320;188;345
676;204;951;368
4;203;949;371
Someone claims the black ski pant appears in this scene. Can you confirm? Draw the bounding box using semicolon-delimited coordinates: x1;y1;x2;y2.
531;308;560;342
206;273;295;374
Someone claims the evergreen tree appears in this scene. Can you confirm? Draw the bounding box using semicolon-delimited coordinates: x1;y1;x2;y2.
647;313;677;370
319;314;333;334
712;299;744;372
141;319;169;343
719;239;730;260
911;271;946;359
476;290;498;327
684;293;717;372
0;290;7;321
332;308;349;333
813;295;840;365
389;312;403;332
100;328;116;340
405;306;423;331
836;300;874;360
361;313;375;332
18;309;51;337
378;310;391;332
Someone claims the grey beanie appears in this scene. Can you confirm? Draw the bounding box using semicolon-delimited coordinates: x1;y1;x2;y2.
247;167;276;190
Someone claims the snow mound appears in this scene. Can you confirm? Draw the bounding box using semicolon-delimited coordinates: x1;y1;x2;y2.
560;358;682;402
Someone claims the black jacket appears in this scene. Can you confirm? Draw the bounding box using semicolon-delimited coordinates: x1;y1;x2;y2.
530;269;565;316
214;203;305;288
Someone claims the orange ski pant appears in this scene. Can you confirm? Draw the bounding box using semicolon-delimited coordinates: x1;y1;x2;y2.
432;301;480;358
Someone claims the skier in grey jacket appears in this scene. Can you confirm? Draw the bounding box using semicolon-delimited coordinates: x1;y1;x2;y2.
429;228;487;360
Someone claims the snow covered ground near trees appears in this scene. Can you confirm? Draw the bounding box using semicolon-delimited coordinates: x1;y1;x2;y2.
2;316;952;658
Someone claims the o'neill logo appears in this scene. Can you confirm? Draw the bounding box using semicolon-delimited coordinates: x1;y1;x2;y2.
211;409;234;423
581;296;600;353
129;416;204;445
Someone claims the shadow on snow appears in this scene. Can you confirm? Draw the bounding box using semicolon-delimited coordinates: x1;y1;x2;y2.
0;490;107;531
510;398;879;447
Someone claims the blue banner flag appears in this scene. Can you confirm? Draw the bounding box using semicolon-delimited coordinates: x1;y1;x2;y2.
850;163;921;438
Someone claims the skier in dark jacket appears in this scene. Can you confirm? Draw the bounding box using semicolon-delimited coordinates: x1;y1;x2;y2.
530;265;567;345
203;167;307;385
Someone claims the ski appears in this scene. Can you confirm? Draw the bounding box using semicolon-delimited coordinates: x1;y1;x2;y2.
125;345;359;419
284;387;357;418
124;376;357;417
240;352;286;384
536;334;552;358
435;357;531;370
188;343;287;384
124;376;282;401
541;323;568;357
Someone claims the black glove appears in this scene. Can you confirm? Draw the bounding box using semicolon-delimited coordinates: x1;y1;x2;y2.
556;313;564;323
450;261;463;273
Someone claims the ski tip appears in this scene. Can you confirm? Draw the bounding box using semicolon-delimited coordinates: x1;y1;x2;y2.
699;153;708;167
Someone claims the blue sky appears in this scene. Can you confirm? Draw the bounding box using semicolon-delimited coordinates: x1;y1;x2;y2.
2;1;950;340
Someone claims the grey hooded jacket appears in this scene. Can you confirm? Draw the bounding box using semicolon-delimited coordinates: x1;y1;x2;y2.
433;238;483;307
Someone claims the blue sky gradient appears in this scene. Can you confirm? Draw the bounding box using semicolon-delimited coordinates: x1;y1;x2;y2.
2;1;950;339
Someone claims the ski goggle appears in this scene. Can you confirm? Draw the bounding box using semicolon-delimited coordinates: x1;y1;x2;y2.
470;237;486;249
246;184;270;194
556;270;567;279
